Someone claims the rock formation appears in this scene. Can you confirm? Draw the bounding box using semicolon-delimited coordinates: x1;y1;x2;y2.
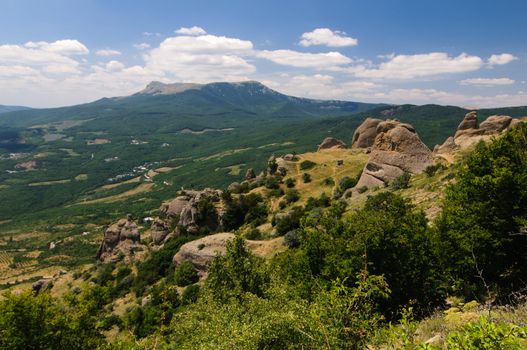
173;233;235;277
318;137;347;151
150;219;170;245
434;112;521;161
351;118;383;148
32;278;53;294
245;168;256;181
159;189;222;235
354;120;432;190
96;215;144;262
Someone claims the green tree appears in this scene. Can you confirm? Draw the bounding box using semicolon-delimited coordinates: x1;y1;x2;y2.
435;124;527;298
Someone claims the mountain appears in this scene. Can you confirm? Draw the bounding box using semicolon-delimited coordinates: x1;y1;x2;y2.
0;81;381;128
0;105;31;114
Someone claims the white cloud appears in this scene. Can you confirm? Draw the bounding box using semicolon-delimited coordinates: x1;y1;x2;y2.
105;60;125;72
143;33;255;82
488;53;518;66
0;41;86;75
261;74;382;100
459;77;515;86
299;28;358;47
96;49;121;57
353;88;527;108
134;43;151;50
175;26;207;36
353;52;484;79
257;49;352;69
24;39;89;55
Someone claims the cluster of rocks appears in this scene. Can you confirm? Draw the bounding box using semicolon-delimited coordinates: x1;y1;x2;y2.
96;215;144;262
317;137;347;151
352;119;432;190
158;188;223;236
434;111;520;159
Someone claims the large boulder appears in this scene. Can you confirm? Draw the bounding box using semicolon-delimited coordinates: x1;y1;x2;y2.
32;278;53;294
173;233;235;277
351;118;383;148
354;120;432;190
150;219;170;245
159;188;222;235
96;216;144;262
318;137;347;151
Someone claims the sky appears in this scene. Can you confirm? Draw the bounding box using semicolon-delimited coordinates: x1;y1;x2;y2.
0;0;526;108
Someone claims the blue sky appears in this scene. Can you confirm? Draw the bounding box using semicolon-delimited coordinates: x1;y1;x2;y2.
0;0;526;107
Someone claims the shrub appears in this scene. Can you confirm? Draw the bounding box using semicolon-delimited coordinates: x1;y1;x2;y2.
357;186;368;194
182;284;200;305
300;160;316;170
447;317;527;349
264;176;280;189
302;173;311;183
174;261;199;287
321;177;335;186
285;178;296;188
339;176;358;191
246;228;262;240
283;230;301;248
391;172;411;190
424;163;445;177
284;189;300;204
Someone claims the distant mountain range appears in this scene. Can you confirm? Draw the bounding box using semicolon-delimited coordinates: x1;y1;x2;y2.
0;105;31;114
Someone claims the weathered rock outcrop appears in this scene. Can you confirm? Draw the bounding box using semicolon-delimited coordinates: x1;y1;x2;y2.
32;278;53;294
351;118;383;148
96;216;144;262
159;189;222;235
150;219;170;245
354;120;432;190
434;112;520;160
245;168;256;181
318;137;347;151
173;233;235;277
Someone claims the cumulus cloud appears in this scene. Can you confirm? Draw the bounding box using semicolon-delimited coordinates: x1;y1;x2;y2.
488;53;518;66
459;77;515;86
353;52;484;79
261;74;382;100
299;28;358;47
257;49;352;69
143;33;255;82
175;26;207;36
24;39;89;55
133;43;151;50
96;49;121;56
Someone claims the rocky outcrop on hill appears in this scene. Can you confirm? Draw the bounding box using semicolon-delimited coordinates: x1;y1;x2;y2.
318;137;347;151
159;188;223;235
245;168;256;181
173;233;235;277
150;219;170;245
434;112;520;161
32;278;53;294
96;215;144;262
351;118;383;148
354;120;432;190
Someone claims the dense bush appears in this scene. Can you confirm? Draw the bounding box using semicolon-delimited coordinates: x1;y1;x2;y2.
174;261;199;287
285;178;296;188
284;188;300;204
302;173;311;183
300;160;316;170
222;193;268;231
391;172;411;189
